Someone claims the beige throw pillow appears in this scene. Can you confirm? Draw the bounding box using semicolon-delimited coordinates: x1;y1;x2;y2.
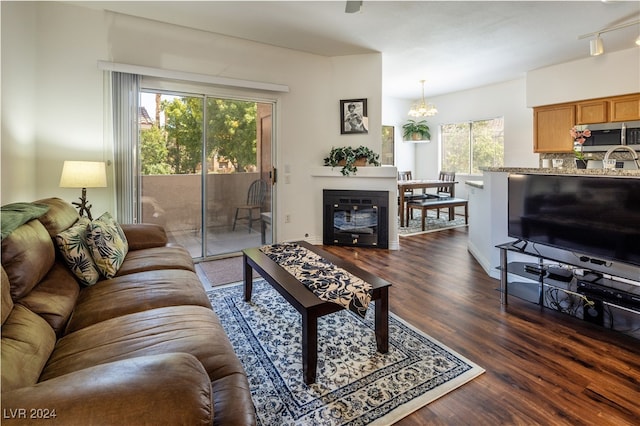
86;212;129;279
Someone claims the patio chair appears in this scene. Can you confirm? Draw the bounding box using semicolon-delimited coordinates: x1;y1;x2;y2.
232;179;267;232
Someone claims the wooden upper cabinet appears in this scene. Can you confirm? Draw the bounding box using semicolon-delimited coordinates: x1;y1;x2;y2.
610;94;640;122
532;93;639;153
534;104;575;153
576;100;608;124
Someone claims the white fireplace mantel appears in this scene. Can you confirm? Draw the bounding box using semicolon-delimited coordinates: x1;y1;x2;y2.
310;166;398;178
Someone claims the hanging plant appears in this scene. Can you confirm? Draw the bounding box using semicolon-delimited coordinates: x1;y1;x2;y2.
324;145;381;176
402;119;431;141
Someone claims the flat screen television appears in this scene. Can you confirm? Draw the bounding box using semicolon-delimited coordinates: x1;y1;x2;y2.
508;174;640;267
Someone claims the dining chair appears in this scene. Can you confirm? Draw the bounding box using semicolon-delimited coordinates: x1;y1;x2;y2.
398;170;412;181
397;171;415;219
437;171;456;197
397;171;414;197
433;171;456;219
398;170;437;220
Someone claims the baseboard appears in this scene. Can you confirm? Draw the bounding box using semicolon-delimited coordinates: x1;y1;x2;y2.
286;236;400;250
467;241;494;278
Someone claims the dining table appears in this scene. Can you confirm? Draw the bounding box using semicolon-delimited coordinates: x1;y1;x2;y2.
398;179;458;227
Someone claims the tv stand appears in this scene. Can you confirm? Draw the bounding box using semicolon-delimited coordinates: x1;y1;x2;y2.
497;242;640;338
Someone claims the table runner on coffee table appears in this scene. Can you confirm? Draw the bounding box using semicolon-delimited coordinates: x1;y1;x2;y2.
260;243;372;318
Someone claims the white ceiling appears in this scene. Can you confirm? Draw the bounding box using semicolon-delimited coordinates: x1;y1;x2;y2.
79;1;640;100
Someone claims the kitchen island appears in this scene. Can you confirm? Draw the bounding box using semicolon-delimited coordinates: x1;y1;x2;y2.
481;166;640;176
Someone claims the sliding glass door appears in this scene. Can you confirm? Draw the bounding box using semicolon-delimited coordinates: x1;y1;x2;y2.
139;90;273;259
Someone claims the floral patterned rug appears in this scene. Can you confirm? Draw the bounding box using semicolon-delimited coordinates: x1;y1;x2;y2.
398;209;467;237
207;280;484;425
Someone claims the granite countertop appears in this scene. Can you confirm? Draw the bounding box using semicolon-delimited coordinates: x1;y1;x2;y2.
465;180;484;188
482;167;640;177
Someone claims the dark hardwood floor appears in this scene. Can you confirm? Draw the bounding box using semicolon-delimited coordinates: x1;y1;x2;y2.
321;228;640;426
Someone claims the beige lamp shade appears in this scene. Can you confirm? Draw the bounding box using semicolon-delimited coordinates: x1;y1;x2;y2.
59;161;107;188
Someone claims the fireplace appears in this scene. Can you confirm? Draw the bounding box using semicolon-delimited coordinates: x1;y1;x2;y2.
323;189;389;248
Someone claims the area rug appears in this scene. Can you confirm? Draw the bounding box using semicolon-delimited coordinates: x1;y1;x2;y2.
207;280;484;425
398;209;467;237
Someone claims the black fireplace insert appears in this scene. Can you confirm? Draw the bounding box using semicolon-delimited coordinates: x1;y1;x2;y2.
323;189;389;248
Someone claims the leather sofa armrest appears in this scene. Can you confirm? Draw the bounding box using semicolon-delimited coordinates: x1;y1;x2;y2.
120;223;168;250
1;353;213;425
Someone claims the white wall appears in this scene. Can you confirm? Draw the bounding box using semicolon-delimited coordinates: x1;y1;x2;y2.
527;47;640;107
1;2;38;202
1;2;384;244
381;96;415;175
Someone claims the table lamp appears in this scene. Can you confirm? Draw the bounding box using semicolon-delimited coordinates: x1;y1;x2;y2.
59;161;107;220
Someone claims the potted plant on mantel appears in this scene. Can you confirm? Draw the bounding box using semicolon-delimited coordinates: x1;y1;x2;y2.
324;145;381;176
402;119;431;141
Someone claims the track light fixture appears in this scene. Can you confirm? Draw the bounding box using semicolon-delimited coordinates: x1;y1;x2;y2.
590;35;604;56
579;19;640;57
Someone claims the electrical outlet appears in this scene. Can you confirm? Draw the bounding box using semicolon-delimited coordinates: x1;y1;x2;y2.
285;214;291;223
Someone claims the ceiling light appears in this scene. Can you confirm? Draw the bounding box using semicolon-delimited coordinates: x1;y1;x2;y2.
408;80;438;117
590;35;604;56
579;19;640;56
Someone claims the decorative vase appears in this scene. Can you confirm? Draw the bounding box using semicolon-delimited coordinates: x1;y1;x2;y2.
575;159;587;169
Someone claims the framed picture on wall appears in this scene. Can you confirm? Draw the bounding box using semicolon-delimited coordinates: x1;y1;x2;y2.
381;125;394;165
340;99;368;134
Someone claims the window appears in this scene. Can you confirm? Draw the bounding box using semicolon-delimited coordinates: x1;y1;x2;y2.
136;88;274;259
441;117;504;174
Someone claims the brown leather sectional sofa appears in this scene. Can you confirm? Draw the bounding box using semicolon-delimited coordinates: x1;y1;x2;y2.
1;198;256;425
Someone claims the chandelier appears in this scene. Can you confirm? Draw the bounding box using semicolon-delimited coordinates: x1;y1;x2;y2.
408;80;438;117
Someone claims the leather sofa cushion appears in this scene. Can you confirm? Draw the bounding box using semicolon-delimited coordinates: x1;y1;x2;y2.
1;266;12;325
2;353;213;426
120;223;168;251
18;262;80;336
211;373;258;426
41;305;246;384
1;305;56;391
1;220;55;301
65;269;212;334
115;245;195;276
35;197;80;237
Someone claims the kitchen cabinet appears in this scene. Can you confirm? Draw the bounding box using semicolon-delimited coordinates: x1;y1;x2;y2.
576;100;608;124
610;94;640;122
533;104;575;152
533;93;639;153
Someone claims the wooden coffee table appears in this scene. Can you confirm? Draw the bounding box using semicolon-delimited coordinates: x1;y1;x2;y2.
242;240;391;384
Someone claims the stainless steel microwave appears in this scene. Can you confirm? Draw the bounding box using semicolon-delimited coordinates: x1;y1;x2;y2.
581;121;640;152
